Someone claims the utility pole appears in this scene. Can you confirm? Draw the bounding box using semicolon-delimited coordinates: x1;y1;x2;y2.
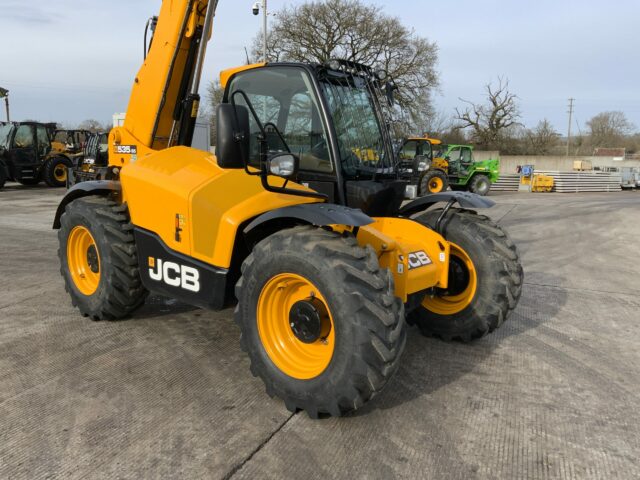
566;98;574;157
262;0;268;63
252;1;269;62
0;87;9;122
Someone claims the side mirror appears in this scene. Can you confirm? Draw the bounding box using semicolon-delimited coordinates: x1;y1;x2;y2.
267;153;299;178
216;103;250;169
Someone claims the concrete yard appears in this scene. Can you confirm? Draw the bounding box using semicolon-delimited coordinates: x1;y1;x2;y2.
0;184;639;479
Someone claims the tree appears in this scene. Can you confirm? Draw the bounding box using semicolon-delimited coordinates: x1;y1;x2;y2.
586;111;635;148
524;119;559;155
77;119;104;133
454;77;521;150
205;81;224;146
248;0;439;131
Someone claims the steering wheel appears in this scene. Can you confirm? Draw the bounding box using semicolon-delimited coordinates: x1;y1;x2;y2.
310;139;329;159
263;122;291;153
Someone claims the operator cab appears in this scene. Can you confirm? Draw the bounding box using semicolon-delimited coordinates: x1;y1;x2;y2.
220;61;407;216
442;145;474;176
0;122;52;182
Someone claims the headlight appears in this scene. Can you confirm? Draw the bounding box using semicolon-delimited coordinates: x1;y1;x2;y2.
417;162;428;172
268;153;298;178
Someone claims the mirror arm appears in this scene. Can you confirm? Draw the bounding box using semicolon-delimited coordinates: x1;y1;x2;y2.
260;174;328;200
230;89;267;176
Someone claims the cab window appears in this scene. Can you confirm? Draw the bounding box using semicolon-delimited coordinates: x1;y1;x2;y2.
36;125;50;155
228;67;332;173
14;125;34;148
400;141;418;160
447;147;462;162
461;147;472;163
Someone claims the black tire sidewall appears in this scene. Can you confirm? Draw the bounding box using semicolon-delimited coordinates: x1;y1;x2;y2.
238;247;364;402
471;175;491;196
420;169;449;195
59;200;114;315
411;211;507;336
45;156;72;187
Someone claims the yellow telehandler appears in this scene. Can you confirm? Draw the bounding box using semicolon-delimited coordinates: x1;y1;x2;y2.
54;0;523;417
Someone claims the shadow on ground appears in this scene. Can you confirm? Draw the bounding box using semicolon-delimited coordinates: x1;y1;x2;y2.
352;273;569;416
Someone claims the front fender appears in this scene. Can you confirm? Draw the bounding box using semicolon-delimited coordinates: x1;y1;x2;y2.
244;203;373;237
399;191;494;217
52;180;120;229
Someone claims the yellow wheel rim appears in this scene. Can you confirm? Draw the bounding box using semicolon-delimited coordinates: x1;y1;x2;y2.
422;242;477;315
67;226;101;296
54;163;67;182
429;177;444;193
257;273;335;380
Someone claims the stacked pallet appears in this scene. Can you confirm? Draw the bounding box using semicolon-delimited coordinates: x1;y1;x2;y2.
536;171;622;193
492;174;520;192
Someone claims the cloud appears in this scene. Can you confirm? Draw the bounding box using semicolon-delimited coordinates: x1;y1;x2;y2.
0;2;61;25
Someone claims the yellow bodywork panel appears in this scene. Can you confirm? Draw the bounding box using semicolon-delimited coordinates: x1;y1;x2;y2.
356;218;450;302
50;141;66;155
408;136;442;145
120;146;319;269
432;157;449;170
220;63;265;88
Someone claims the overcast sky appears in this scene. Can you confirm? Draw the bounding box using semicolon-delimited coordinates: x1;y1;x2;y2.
1;0;638;134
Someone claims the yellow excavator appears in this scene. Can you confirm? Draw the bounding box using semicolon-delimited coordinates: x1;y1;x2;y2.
54;0;523;417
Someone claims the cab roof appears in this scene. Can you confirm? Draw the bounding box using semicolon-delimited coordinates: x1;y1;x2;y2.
407;136;442;145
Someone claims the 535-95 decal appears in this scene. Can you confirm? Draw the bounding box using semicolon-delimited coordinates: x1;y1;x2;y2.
114;145;137;155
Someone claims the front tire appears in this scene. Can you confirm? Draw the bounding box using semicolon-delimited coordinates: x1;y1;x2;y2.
235;226;406;418
468;174;491;196
409;208;523;342
44;156;72;187
58;196;148;320
420;169;449;195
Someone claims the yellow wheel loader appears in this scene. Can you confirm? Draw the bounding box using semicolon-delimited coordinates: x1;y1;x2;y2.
54;0;523;417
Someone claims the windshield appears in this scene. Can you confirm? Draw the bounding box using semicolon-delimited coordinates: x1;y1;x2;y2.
0;123;13;149
320;76;391;178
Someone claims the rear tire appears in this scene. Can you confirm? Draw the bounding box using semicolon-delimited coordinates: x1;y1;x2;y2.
420;169;449;195
235;226;406;418
44;156;72;187
58;196;148;320
408;208;523;342
0;166;6;189
469;174;491;196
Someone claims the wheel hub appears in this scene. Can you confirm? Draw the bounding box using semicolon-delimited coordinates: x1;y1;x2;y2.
87;245;99;273
446;255;470;296
289;298;331;344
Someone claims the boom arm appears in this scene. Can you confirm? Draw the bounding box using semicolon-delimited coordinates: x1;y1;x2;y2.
110;0;218;165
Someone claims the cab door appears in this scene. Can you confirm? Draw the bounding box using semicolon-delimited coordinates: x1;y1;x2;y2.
228;66;338;201
9;125;38;171
446;146;463;175
36;124;52;159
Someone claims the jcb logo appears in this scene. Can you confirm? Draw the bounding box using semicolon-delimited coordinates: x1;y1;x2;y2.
148;257;200;292
408;251;431;270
